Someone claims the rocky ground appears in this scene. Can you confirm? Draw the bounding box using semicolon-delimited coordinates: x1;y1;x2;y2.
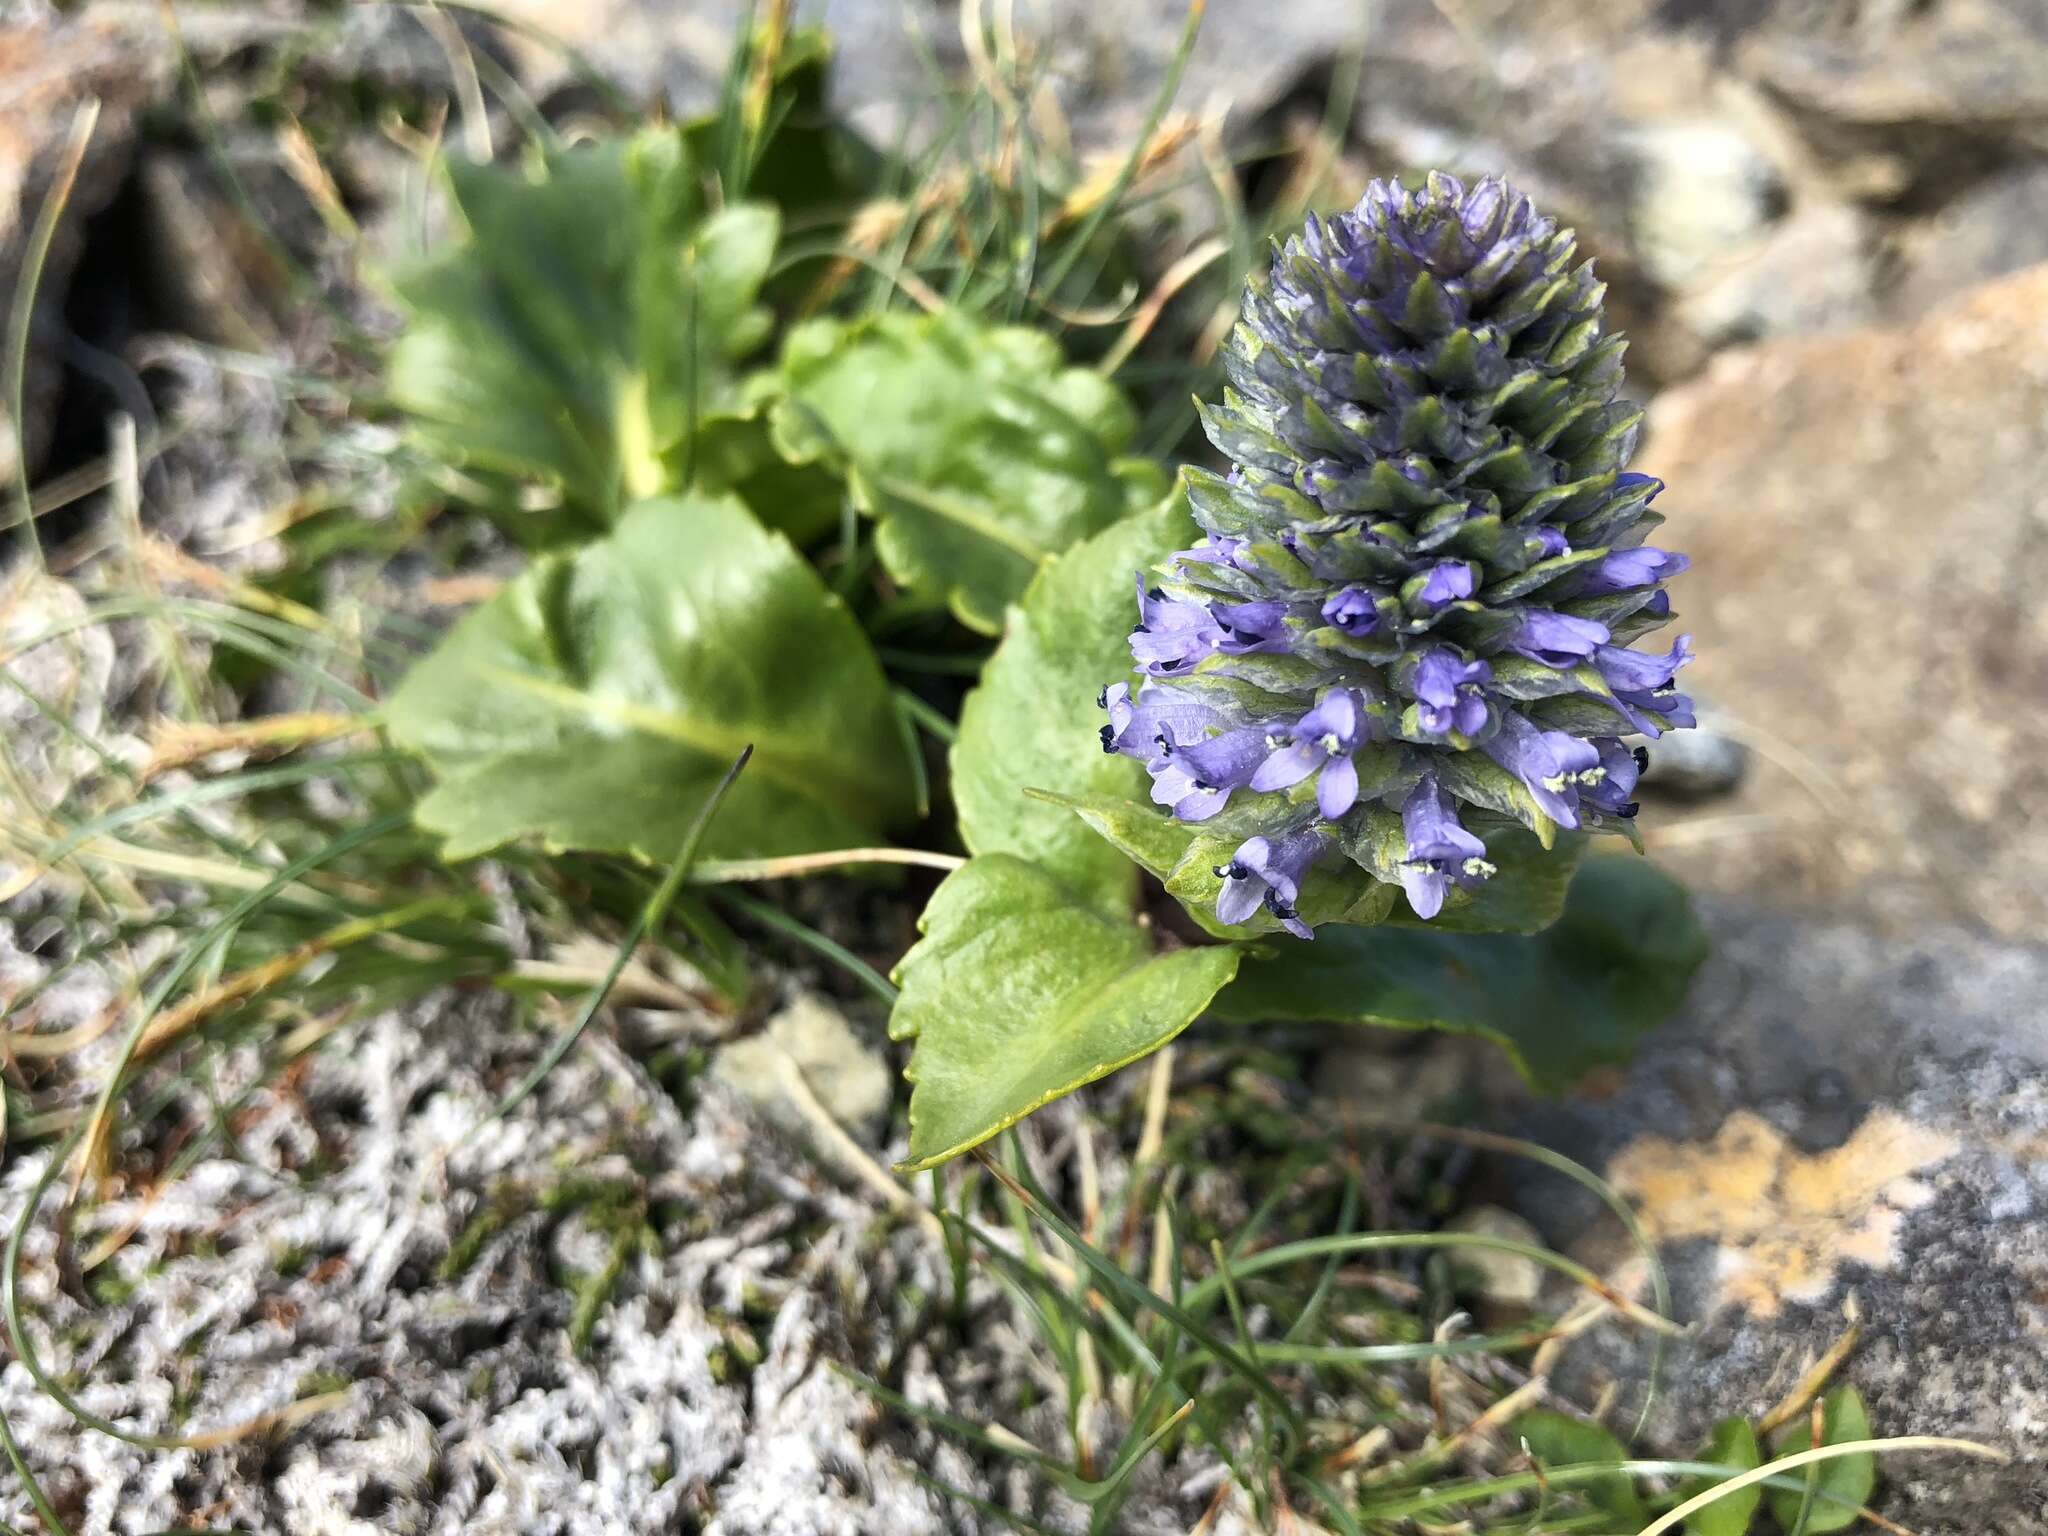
6;0;2048;1531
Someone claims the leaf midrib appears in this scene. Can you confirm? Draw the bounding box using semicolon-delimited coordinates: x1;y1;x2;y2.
476;664;885;819
870;474;1049;564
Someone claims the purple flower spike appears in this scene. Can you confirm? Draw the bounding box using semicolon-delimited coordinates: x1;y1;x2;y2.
1214;828;1328;938
1096;172;1695;930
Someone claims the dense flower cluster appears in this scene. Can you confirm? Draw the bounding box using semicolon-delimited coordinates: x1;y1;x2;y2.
1102;173;1692;936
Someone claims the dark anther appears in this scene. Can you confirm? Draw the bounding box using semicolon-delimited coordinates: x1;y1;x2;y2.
1095;686;1109;709
1098;725;1117;753
1631;745;1650;772
1617;801;1640;819
1146;587;1166;602
1212;863;1233;879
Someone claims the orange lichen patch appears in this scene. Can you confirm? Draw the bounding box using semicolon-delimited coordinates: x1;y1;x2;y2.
1609;1108;1959;1319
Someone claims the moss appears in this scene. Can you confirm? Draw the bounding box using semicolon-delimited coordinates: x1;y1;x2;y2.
88;1267;140;1307
297;1367;353;1397
437;1182;533;1281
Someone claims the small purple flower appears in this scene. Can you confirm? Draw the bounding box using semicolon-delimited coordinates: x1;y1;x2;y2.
1321;585;1381;635
1597;635;1695;737
1250;690;1370;818
1410;561;1476;615
1484;710;1601;828
1579;739;1648;819
1508;611;1611;668
1412;648;1491;737
1398;775;1495;920
1214;828;1328;938
1211;598;1292;654
1098;681;1216;758
1165;724;1272;809
1579;546;1689;595
1594;635;1693;695
1129;577;1221;676
1174;535;1248;571
1148;754;1231;821
1531;526;1570;560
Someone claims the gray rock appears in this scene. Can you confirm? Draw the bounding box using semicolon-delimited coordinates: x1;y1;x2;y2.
1739;0;2048;196
1675;198;1876;346
1641;262;2048;938
1626;116;1789;293
1444;1206;1546;1311
1639;711;1749;800
1888;157;2048;321
1503;897;2048;1534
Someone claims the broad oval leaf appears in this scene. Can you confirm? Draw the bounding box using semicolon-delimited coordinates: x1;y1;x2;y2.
386;494;916;862
1513;1409;1644;1524
1682;1417;1763;1536
1210;854;1708;1091
953;494;1194;915
388;130;781;539
770;310;1167;633
890;855;1240;1171
1767;1388;1876;1535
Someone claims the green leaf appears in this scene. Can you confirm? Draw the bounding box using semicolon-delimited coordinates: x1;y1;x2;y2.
1513;1409;1644;1524
689;404;844;548
1767;1389;1876;1534
1681;1417;1763;1536
386;494;915;862
771;310;1164;633
388;131;779;538
953;494;1193;914
1210;854;1708;1091
890;855;1241;1170
684;28;882;240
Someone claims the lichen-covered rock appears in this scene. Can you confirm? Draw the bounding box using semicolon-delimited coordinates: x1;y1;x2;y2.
1506;898;2048;1534
0;985;967;1535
